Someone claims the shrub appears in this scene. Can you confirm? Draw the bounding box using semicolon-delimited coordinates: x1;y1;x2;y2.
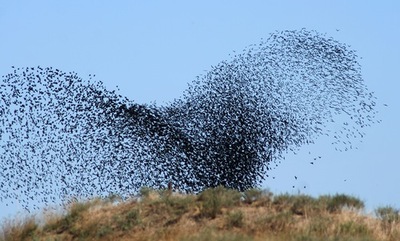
139;186;155;199
0;217;38;241
44;201;91;234
375;206;400;233
272;194;316;216
243;188;263;204
325;194;364;213
225;211;244;228
147;192;194;222
197;186;242;219
96;225;113;238
272;193;294;211
105;193;122;203
376;206;400;224
114;209;141;231
290;195;316;216
257;211;294;233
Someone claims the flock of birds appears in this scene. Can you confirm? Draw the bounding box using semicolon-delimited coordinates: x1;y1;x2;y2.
0;29;378;210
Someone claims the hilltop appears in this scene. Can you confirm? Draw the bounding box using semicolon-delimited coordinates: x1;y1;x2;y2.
1;187;399;241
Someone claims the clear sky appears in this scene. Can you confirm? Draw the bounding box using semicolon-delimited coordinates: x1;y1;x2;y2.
0;1;399;219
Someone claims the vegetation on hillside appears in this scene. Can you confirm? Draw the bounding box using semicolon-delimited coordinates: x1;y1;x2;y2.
1;187;399;241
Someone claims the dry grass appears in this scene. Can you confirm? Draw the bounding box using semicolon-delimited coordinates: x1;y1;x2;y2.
1;187;399;241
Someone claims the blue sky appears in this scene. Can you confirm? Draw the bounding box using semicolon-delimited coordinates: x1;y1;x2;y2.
0;1;399;219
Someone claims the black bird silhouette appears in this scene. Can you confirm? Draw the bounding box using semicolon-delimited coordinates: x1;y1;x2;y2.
0;29;378;210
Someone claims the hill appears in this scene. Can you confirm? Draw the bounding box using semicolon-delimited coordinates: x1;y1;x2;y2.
1;187;399;241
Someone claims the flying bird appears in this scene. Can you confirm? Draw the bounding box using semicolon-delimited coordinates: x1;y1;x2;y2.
0;29;378;210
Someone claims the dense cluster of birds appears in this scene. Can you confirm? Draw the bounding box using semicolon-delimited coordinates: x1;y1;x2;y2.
0;29;378;209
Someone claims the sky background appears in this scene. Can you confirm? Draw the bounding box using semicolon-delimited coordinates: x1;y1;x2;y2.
0;1;399;220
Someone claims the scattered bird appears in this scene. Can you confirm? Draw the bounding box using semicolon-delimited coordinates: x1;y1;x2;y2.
0;29;378;210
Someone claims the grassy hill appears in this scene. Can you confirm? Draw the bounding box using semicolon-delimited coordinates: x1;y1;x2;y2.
1;187;399;241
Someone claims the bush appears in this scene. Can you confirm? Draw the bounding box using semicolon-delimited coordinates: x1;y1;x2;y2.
225;211;244;228
114;209;141;231
290;195;316;216
272;193;293;211
376;206;400;223
257;211;294;233
375;206;400;233
325;194;364;213
197;186;242;219
44;200;93;233
0;217;38;241
272;194;316;216
243;188;264;204
139;186;155;199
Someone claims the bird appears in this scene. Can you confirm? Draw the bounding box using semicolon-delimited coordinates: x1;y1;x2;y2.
0;29;378;210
